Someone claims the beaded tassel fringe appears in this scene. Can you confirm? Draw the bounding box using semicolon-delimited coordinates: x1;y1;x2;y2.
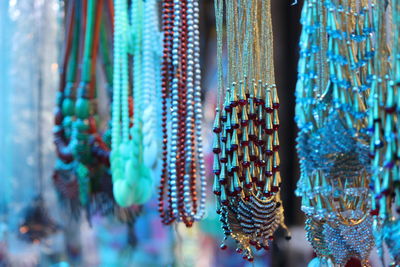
295;0;375;265
213;0;288;261
368;0;400;264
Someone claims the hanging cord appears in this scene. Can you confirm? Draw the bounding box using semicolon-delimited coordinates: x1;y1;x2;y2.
59;0;75;92
81;0;96;84
214;0;224;109
99;18;113;89
242;0;253;80
76;0;87;85
67;1;80;87
89;0;103;99
266;0;275;85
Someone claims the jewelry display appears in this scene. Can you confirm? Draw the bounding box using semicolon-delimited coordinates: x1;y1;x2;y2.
295;0;375;265
16;0;400;263
157;0;207;227
212;0;289;261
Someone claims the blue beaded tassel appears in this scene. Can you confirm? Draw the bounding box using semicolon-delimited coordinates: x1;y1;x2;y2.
368;1;400;265
295;0;375;265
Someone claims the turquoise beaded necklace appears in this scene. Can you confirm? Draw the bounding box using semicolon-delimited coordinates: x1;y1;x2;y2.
295;0;375;265
368;1;400;264
71;0;101;207
111;0;160;207
141;0;161;169
54;0;123;218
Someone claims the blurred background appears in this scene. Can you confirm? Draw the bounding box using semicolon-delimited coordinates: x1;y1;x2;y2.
0;0;388;266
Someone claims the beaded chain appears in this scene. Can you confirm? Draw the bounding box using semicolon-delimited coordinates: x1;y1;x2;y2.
141;0;161;170
158;0;206;227
368;1;400;264
213;0;289;261
295;0;375;265
111;0;160;207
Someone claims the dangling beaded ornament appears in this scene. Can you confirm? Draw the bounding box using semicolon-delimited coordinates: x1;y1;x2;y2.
295;0;375;265
213;0;289;261
111;0;161;207
54;0;111;215
70;0;105;209
54;0;139;221
53;0;81;217
158;0;206;227
368;1;400;264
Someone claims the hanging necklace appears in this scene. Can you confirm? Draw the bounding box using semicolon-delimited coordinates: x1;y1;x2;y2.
295;0;375;265
111;0;160;207
71;0;105;208
54;0;137;221
141;0;161;170
158;0;206;227
57;0;117;210
53;0;88;216
368;1;400;264
213;0;289;261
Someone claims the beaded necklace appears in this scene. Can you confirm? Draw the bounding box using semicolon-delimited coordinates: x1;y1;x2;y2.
53;1;91;216
111;0;160;207
54;0;136;220
295;0;375;265
141;0;161;170
368;1;400;264
54;0;78;172
213;0;289;261
71;0;104;207
158;0;206;227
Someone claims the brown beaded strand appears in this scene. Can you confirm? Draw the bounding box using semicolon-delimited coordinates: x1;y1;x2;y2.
159;0;174;224
177;0;194;226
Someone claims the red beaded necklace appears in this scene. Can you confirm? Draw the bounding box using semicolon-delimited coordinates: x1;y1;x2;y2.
158;0;205;227
159;0;174;225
